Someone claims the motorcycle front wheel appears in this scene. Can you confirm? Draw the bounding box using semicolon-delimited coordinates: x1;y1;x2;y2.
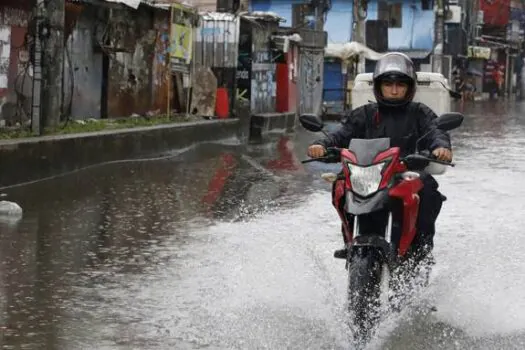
347;246;387;344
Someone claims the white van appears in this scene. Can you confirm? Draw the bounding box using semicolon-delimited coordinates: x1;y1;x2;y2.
351;72;452;116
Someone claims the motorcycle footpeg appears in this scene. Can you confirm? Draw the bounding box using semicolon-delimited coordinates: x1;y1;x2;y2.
333;247;348;259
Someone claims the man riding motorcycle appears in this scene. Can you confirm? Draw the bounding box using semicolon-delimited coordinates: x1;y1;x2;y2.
307;52;453;261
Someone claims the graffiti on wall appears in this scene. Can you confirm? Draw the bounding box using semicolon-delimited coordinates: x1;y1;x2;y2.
0;26;11;89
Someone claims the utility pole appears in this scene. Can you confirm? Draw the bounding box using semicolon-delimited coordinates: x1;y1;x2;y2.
352;0;367;73
31;0;45;135
433;0;445;74
312;0;327;31
42;0;65;128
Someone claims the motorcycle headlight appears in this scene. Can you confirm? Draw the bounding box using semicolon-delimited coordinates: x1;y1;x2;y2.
347;162;387;197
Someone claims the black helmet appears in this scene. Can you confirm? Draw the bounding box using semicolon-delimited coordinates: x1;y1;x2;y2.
373;52;417;107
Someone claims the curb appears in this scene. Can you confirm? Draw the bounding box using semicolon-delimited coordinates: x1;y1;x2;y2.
0;119;241;188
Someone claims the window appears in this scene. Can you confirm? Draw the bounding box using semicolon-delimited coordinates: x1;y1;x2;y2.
378;1;403;28
421;0;431;11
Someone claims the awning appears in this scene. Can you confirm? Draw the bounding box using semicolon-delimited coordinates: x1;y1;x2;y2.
325;42;384;61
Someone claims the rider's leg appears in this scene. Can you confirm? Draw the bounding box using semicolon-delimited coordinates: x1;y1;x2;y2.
412;173;443;262
334;224;348;259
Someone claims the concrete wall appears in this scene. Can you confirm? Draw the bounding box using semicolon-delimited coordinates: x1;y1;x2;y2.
0;119;241;188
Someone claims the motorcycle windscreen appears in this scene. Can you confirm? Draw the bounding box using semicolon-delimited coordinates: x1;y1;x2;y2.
348;138;390;165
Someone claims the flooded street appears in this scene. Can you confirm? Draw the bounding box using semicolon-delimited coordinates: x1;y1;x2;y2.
2;101;525;349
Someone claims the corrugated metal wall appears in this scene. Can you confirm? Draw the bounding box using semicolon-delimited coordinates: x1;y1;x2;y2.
299;48;324;115
195;13;239;68
195;13;239;115
64;7;103;119
250;19;278;114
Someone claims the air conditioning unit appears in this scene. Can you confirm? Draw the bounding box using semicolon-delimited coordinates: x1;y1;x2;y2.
445;5;461;24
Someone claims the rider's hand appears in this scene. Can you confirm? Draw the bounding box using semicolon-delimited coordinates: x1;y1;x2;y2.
308;145;327;158
432;147;453;162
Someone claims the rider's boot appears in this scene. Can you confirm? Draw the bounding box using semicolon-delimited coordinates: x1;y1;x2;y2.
334;224;348;259
334;247;347;259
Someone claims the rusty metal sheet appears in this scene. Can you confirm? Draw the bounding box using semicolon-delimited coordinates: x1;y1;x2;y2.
107;7;156;117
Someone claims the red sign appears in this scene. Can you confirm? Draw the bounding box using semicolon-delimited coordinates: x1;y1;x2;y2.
480;0;510;27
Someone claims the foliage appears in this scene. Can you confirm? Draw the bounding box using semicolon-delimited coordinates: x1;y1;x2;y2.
0;115;202;140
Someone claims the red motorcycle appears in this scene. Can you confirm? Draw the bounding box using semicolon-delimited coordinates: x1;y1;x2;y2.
300;112;463;342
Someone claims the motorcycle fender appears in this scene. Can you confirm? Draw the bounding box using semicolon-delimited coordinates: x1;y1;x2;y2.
345;189;389;215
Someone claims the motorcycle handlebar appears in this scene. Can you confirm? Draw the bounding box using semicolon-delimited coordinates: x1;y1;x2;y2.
403;154;455;167
301;158;320;164
302;148;454;167
301;147;342;164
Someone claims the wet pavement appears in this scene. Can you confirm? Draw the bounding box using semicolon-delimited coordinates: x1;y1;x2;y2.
1;100;525;349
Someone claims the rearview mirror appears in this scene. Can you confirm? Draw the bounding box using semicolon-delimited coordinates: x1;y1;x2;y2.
436;112;464;131
299;114;324;132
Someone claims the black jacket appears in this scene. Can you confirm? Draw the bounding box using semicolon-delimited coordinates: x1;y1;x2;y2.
313;102;451;156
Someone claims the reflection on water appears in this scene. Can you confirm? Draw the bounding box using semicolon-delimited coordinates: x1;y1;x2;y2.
0;136;313;349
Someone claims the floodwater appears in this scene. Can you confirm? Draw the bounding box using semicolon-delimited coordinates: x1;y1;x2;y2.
1;100;525;349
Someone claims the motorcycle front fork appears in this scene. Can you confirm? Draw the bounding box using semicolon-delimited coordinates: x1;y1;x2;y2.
343;211;394;248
